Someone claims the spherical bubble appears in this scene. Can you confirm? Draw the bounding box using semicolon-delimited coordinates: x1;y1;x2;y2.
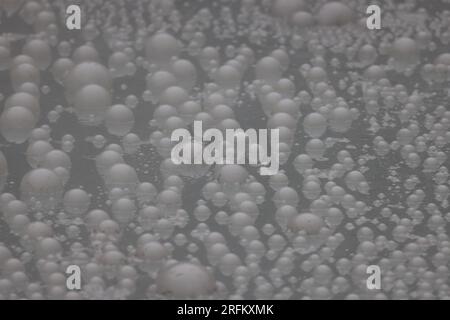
5;218;29;240
219;253;241;276
11;63;40;91
15;81;40;97
51;58;74;84
207;243;229;265
210;104;235;122
290;213;324;234
273;187;299;208
23;39;52;70
108;51;129;77
139;241;168;272
146;32;180;68
63;189;90;217
160;86;189;107
391;37;419;66
219;118;240;130
325;207;344;228
170;59;197;92
136;182;158;205
294;154;313;174
64;62;112;100
178;101;201;124
329;107;352;132
25;140;53;168
194;204;212;222
112;198;136;224
73;84;111;126
35;237;62;258
273;0;304;17
33;10;56;32
269;172;289;191
105;104;135;136
156;262;215;298
41;150;71;173
95;150;124;177
317;2;353;26
268;112;297;129
202;182;222;200
0;151;8;192
5;92;40;118
157;188;182;212
85;209;109;231
11;54;35;69
305;139;326;159
105;163;139;192
3;199;28;223
72;45;99;64
302;180;322;200
255;57;283;84
304;112;327;138
137;206;159;231
229;211;253;236
276;205;298;229
0;106;36;144
218;165;248;184
292;11;314;27
210;191;227;207
146;71;177;100
20;168;63;211
214;65;241;90
199;46;219;71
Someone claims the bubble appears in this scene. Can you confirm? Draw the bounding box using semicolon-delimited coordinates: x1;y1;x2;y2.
305;139;326;159
5;92;40;118
304;112;327;138
20;168;63;211
170;59;197;91
160;86;189;108
329;107;352;133
11;63;41;92
51;58;74;84
156;262;215;298
391;37;419;68
290;213;324;234
214;65;241;90
105;163;139;192
64;62;112;100
146;32;180;68
146;71;177;100
105;104;135;136
0;106;36;144
112;198;136;224
23;39;52;70
255;57;283;84
26;140;53;168
73;84;111;126
63;189;90;217
136;182;158;205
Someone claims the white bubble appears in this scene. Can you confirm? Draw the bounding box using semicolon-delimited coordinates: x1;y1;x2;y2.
0;106;36;144
156;262;215;298
105;104;135;136
20;168;63;211
23;39;52;70
146;32;180;68
64;189;90;217
73;84;111;126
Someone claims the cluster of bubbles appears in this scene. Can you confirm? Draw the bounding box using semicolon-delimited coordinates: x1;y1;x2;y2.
0;0;450;300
